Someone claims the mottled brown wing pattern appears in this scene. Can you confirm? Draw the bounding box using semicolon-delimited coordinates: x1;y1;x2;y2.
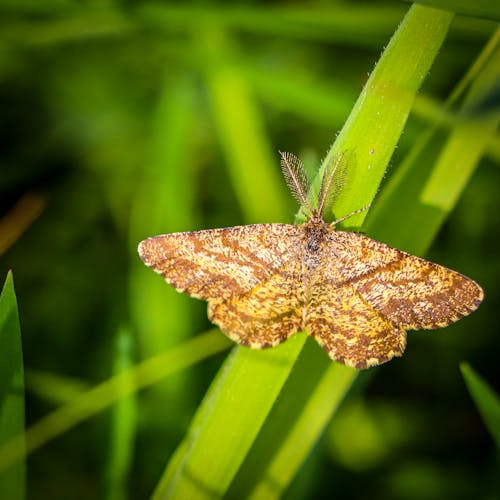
305;249;406;369
138;149;484;369
328;231;484;330
139;223;305;349
138;224;303;301
208;258;303;348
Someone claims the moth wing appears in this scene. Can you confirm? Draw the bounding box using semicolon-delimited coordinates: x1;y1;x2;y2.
208;257;304;348
138;223;303;301
305;254;406;369
328;231;484;330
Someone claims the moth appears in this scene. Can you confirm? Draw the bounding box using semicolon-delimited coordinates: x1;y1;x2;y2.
138;152;483;369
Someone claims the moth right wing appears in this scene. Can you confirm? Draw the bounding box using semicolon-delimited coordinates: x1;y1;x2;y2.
328;231;484;330
138;223;304;301
305;254;406;369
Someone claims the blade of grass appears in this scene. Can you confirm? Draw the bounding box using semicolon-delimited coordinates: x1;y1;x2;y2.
155;5;454;500
241;55;493;498
246;64;500;160
0;329;230;473
315;5;454;227
229;6;459;498
152;334;308;500
129;74;200;431
198;27;290;223
251;368;356;500
404;0;500;22
420;55;500;211
1;8;133;46
239;350;355;500
460;363;500;448
0;272;25;500
365;27;500;254
130;74;198;356
24;370;90;405
105;327;137;500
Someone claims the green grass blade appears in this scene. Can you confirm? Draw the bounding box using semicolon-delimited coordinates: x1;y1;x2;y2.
129;75;201;432
154;5;454;500
366;27;500;255
460;363;500;448
0;329;230;473
152;334;308;500
105;327;137;500
315;5;454;227
197;27;290;223
24;370;89;405
404;0;500;22
247;362;356;500
419;50;500;211
236;11;497;498
0;272;25;500
130;74;199;356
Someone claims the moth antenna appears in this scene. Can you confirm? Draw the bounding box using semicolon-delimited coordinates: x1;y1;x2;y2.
317;152;346;217
330;204;371;227
279;151;313;217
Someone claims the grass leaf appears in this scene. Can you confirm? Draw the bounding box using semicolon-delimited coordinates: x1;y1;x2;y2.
460;363;500;448
0;329;230;473
366;27;500;255
404;0;500;22
105;327;137;500
0;272;25;500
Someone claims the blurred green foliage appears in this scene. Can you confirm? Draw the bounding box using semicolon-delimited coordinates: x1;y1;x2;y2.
0;1;499;499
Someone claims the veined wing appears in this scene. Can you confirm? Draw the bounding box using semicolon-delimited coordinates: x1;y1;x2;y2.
327;231;484;330
138;223;304;301
208;257;304;348
305;253;406;369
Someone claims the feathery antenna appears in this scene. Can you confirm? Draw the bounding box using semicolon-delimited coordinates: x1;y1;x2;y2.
317;152;347;217
279;151;313;217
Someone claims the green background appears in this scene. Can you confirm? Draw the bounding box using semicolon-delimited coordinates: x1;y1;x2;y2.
0;1;499;499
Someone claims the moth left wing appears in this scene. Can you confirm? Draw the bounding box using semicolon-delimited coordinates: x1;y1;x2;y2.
138;223;303;301
328;231;484;330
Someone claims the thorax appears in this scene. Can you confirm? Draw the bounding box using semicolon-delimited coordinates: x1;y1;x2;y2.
300;220;330;272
